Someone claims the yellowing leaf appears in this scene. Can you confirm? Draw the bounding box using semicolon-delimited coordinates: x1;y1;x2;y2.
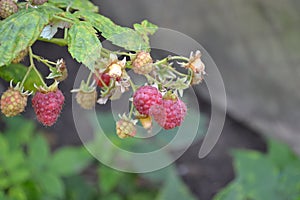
67;21;102;71
48;0;98;12
0;5;62;66
74;11;150;51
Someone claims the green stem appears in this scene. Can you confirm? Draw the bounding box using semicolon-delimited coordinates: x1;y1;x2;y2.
114;51;133;57
128;100;135;119
124;71;136;92
21;48;46;88
32;54;56;69
53;15;74;24
20;66;33;88
38;37;68;46
64;28;68;40
145;74;160;85
94;71;109;89
167;65;188;77
86;71;93;85
154;56;189;65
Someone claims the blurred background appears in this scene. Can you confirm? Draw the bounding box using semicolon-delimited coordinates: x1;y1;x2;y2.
1;0;300;199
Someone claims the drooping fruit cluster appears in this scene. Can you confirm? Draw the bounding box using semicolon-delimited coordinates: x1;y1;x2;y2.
1;87;28;117
32;87;65;126
0;0;18;19
132;51;153;75
116;118;137;139
133;85;162;115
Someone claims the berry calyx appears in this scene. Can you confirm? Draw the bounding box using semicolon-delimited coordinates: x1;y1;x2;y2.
55;59;68;82
132;51;153;75
133;85;163;116
116;114;137;139
0;83;30;117
0;0;18;19
32;83;64;126
150;96;187;130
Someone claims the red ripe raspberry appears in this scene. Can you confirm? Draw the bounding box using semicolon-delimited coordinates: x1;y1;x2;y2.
133;86;162;115
94;72;120;88
1;88;28;117
32;89;64;126
150;98;187;130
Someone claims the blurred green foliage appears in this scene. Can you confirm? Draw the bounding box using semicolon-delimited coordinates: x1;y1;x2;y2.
0;116;197;200
214;139;300;200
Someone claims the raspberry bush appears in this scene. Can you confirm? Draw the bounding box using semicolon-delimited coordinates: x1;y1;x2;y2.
0;0;206;136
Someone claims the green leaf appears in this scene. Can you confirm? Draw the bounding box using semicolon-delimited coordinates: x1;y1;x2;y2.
0;64;44;91
27;135;50;170
8;186;27;200
74;11;150;51
68;21;102;71
4;116;35;149
277;163;300;199
36;172;64;198
65;175;96;200
49;146;92;176
103;194;122;200
48;0;98;12
134;20;158;45
267;139;298;170
213;182;245;200
22;181;42;200
156;170;196;200
0;134;9;157
0;5;62;66
134;20;158;35
98;165;124;194
232;150;279;200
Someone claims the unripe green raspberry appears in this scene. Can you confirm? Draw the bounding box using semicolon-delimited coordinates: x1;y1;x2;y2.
116;119;136;139
76;90;97;110
132;51;153;75
1;87;28;117
0;0;18;19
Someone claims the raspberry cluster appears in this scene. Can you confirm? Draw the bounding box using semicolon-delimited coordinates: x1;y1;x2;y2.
133;85;187;130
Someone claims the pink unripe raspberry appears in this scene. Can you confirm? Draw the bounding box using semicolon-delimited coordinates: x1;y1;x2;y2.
150;98;187;130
